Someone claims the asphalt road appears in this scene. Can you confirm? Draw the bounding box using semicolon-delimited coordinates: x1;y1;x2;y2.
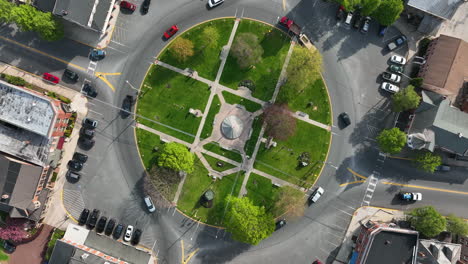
1;0;467;263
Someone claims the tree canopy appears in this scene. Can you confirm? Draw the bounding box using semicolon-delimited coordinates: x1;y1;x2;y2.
376;128;407;154
0;0;13;23
392;85;421;112
372;0;404;26
200;26;220;49
170;37;195;62
231;33;264;69
408;206;446;238
285;47;322;97
274;186;305;218
414;151;442;173
360;0;381;16
224;195;275;245
157;142;195;173
446;214;468;237
263;103;297;141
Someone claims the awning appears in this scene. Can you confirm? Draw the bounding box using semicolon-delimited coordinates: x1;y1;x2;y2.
57;137;65;150
349;251;359;264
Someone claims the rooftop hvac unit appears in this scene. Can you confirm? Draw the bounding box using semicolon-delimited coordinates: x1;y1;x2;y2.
81;253;89;260
33;201;41;210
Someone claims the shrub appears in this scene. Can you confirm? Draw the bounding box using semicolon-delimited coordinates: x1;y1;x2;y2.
45;229;65;260
51;172;58;182
4;75;27;86
58;95;71;104
418;38;432;57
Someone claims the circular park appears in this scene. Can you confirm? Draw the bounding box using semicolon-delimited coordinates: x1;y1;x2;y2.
135;18;332;244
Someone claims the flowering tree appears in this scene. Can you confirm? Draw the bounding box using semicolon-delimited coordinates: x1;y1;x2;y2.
0;218;28;242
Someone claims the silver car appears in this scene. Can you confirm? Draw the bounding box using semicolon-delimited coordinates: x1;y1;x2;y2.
124;225;134;242
208;0;224;8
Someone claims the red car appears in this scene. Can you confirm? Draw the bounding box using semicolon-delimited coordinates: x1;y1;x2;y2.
43;73;59;84
164;25;179;39
120;1;136;11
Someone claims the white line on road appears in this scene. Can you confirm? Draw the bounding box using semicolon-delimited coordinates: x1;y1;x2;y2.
329;164;339;169
332;132;339;136
106;45;126;53
111;40;130;47
89;110;103;116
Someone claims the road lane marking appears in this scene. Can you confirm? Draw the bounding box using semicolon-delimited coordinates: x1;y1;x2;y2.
0;35;86;71
382;182;468;195
96;74;116;91
181;240;199;264
95;72;122;76
347;168;368;180
387;156;414;161
282;0;286;10
340;180;365;187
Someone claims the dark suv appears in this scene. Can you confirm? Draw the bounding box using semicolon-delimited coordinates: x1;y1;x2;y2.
73;152;88;163
131;229;142;245
82;83;98;98
64;69;79;81
105;218;116;235
96;216;108;233
142;0;151;13
113;223;124;239
87;209;100;229
78;209;90;225
80;127;95;139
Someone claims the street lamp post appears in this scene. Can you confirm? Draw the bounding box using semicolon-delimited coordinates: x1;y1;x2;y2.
126;80;140;95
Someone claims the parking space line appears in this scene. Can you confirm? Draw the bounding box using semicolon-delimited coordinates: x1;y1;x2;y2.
382;182;468;195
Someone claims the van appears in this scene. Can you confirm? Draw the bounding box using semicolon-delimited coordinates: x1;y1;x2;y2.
309;187;324;203
144;196;156;213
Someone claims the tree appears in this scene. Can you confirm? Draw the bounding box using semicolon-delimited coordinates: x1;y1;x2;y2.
372;0;404;26
147;166;182;202
391;85;421;112
200;26;219;49
446;214;468;237
170;38;194;62
231;33;264;69
274;186;305;218
224;195;274;245
376;128;406;154
410;78;424;88
414;151;442;173
337;0;360;11
262;103;297;141
360;0;381;16
0;0;14;23
0;219;28;242
285;47;322;98
157;142;195;173
35;12;64;41
408;206;446;238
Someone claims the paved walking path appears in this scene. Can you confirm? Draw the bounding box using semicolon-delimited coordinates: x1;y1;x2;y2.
251;169;302;190
292;111;331;131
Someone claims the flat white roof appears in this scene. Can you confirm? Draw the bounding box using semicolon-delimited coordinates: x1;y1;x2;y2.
64;224;89;245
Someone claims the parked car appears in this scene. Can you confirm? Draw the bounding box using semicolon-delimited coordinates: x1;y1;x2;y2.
380;82;400;93
96;216;108;233
83;118;98;129
353;13;362;29
105;218;116;235
275;219;286;230
64;69;79;81
344;11;353;27
73;152;88;163
121;95;133;117
120;1;136;11
400;192;422;201
378;25;387;37
87;209;100;229
309;187;324;203
339;112;351;127
78;209;90;225
142;0;151;13
3;241;16;254
390;55;407;65
78;137;95;149
66;170;81;182
208;0;224;8
164;25;179;39
144;196;156;213
336;5;345;21
113;223;124;239
82;83;98;98
389;65;404;74
381;72;401;83
312;260;323;264
131;229;142;245
361;17;371;33
68;160;83;171
124;225;134;242
43;73;60;84
435;165;451;172
80;127;95;139
90;49;106;61
387;35;407;51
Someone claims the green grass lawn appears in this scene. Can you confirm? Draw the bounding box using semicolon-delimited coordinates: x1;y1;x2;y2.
220;19;291;101
200;95;221;140
222;91;263;112
202;153;238;172
277;77;331;125
246;173;280;214
177;159;244;226
159;19;234;80
137;65;211;143
135;128;165;170
254;120;330;187
203;142;243;163
244;116;262;157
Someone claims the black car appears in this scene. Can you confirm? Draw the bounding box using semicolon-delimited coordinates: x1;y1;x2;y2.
66;170;81;182
87;209;100;229
64;69;79;81
83;118;98;129
131;229;142;245
3;241;16;254
142;0;151;13
96;216;108;233
80;127;95;139
121;95;133;117
78;137;95;149
275;219;286;230
82;83;98;98
105;218;116;235
339;112;351;127
113;223;124;239
73;152;88;163
78;208;90;225
68;160;83;171
353;13;362;29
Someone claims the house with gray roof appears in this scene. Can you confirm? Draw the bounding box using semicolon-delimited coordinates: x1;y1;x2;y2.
406;0;464;34
407;91;468;156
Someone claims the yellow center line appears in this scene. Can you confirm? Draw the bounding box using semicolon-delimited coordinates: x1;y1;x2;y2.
382;181;468;195
0;35;86;71
181;240;199;264
340;180;366;187
96;75;116;92
95;72;122;76
282;0;286;10
347;168;368;180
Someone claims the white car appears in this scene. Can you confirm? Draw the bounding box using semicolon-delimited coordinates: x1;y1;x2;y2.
380;82;400;93
124;225;134;242
390;55;407;65
208;0;224;8
309;187;324;203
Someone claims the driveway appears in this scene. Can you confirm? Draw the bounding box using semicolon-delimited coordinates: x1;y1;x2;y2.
8;224;54;264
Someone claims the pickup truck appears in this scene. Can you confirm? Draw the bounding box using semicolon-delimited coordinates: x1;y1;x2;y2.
279;16;301;35
382;72;401;83
298;34;316;51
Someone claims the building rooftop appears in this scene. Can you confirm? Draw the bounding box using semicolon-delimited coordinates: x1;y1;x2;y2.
53;0;114;32
407;0;462;20
418;239;462;263
366;230;418;264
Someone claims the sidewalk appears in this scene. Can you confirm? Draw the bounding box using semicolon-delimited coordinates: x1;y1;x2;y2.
334;207;405;264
